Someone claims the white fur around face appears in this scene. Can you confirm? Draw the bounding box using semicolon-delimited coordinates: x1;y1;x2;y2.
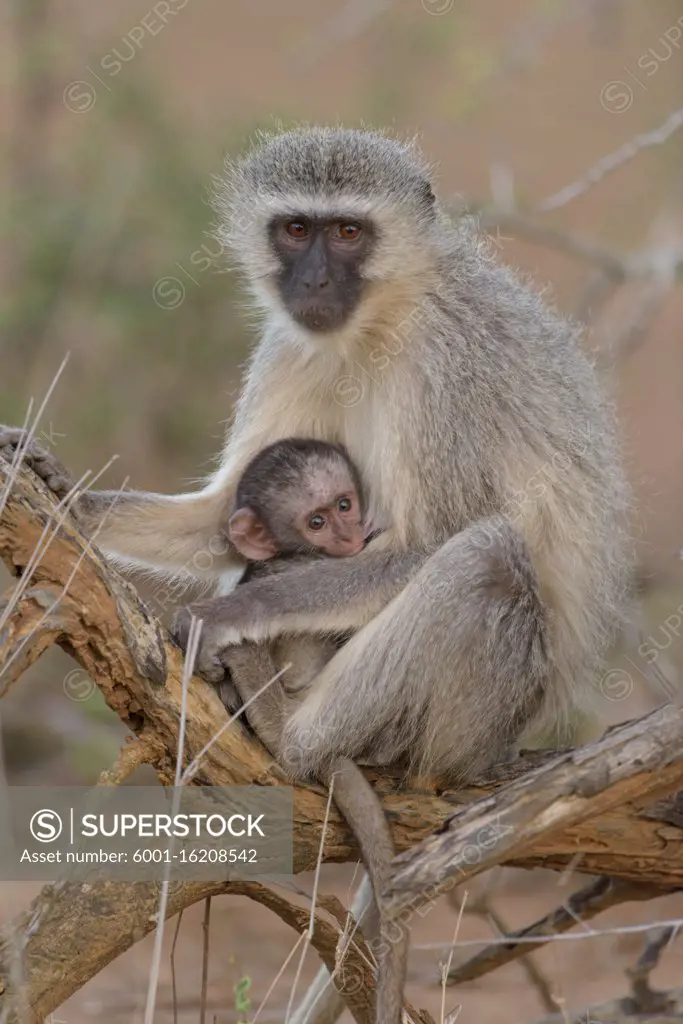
210;309;422;553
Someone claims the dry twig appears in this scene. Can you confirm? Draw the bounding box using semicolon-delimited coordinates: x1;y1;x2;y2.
537;108;683;213
446;877;667;987
529;926;682;1023
450;885;556;1012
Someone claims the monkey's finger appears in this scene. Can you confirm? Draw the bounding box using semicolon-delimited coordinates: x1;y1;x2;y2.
29;455;75;500
0;428;75;500
171;609;228;683
0;427;31;457
170;608;194;652
195;653;228;685
216;676;245;717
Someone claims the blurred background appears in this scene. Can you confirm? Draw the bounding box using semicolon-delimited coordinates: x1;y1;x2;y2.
1;1;683;1020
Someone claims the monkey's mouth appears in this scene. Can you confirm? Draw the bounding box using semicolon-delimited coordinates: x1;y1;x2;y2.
326;540;365;557
289;302;349;333
344;541;366;556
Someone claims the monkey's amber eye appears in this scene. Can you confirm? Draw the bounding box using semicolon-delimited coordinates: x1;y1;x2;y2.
338;497;352;512
285;221;309;238
308;514;326;531
337;224;361;240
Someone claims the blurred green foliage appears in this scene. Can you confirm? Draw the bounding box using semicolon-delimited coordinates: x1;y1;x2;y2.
3;73;258;484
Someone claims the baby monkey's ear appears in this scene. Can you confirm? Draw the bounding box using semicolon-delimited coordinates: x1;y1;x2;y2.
228;507;278;561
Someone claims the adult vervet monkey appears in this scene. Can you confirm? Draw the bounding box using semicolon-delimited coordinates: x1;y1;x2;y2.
0;126;631;1024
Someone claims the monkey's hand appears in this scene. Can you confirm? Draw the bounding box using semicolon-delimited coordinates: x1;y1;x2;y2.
0;426;76;501
171;591;272;683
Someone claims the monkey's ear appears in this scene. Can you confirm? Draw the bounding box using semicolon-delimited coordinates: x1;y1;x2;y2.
228;508;278;561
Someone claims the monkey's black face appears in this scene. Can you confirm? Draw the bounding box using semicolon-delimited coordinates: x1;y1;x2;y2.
269;216;375;332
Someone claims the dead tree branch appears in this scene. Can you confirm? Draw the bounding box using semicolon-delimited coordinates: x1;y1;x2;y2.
450;885;557;1012
537;107;683;213
446;877;668;987
529;927;682;1023
626;926;680;1016
385;707;683;918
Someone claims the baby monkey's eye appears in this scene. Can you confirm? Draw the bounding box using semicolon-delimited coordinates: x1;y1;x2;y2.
308;514;326;531
338;497;352;512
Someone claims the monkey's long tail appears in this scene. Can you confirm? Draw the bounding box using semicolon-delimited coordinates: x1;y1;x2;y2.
293;758;407;1024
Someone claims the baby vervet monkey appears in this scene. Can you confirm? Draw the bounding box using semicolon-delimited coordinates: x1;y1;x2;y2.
222;436;407;1024
218;435;365;713
227;436;367;563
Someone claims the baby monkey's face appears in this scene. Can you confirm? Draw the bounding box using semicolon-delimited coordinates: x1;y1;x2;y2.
228;445;368;562
296;479;365;557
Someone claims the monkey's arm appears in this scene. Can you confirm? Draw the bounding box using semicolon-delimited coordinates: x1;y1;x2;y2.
173;544;427;682
76;489;234;574
0;427;240;575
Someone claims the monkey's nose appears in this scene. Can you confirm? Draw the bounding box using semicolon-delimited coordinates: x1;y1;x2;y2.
303;274;329;290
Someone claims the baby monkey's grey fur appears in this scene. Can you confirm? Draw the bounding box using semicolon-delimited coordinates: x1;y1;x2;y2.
229;436;367;561
0;125;631;1024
